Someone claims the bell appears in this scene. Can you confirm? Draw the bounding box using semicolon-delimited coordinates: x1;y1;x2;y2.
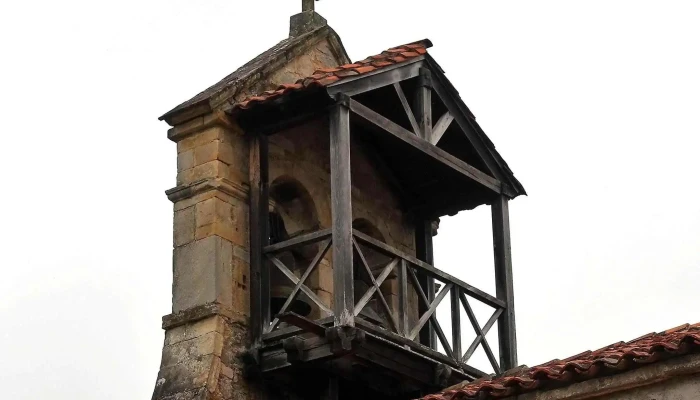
270;251;313;317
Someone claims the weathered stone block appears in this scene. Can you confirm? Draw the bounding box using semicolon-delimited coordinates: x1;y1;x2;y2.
177;126;226;154
174;206;195;247
173;236;233;313
160;331;225;369
177;150;195;172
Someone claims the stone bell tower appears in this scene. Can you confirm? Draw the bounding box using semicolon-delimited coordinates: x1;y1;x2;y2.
152;3;525;400
151;4;350;400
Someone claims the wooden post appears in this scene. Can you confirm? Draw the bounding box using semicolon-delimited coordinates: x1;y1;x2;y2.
492;195;517;370
330;96;354;327
249;134;270;346
397;259;409;336
323;375;339;400
415;218;436;349
414;68;432;141
450;287;461;360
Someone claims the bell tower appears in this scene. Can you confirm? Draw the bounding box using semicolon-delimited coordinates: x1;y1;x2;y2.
152;5;524;400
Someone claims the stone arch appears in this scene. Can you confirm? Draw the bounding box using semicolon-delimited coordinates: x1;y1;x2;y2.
268;176;321;317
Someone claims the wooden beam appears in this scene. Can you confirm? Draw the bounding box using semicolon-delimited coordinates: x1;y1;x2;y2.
268;239;332;332
277;311;328;337
353;239;398;333
326;58;424;97
330;97;354;326
393;83;421;135
414;68;432;141
268;255;334;315
263;228;332;253
431;112;454;144
348;99;502;194
408;283;452;341
249;134;269;346
397;259;409;336
463;308;501;363
492;195;517;370
459;292;500;374
353;258;398;317
353;229;506;309
450;287;462;360
415;219;436;349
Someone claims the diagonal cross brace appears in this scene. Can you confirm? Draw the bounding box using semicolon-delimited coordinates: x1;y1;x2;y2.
462;307;503;364
267;239;332;333
267;253;333;317
352;239;399;333
407;266;453;357
459;292;501;374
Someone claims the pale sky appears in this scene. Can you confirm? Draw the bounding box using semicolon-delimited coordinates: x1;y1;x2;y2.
1;1;699;399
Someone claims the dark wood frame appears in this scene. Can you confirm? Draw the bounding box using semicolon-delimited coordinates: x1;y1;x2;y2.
245;57;522;396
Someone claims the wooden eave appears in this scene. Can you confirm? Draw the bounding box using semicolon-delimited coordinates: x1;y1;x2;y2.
232;56;525;217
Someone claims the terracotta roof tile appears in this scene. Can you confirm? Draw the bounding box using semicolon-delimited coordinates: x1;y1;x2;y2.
421;322;700;400
233;39;432;111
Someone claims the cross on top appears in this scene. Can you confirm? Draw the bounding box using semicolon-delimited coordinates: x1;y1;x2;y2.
302;0;317;12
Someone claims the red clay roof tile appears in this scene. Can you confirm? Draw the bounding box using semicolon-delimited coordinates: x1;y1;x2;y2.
233;39;432;111
421;322;700;400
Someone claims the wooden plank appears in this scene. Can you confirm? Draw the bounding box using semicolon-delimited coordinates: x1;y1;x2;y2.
353;257;398;317
414;69;432;141
355;319;488;380
459;292;500;374
262;316;334;343
268;255;333;315
326;58;424;97
427;62;506;182
268;239;332;332
415;219;436;349
463;308;502;363
408;283;452;341
248;134;269;346
353;239;398;333
450;287;462;360
353;229;506;309
397;259;409;336
263;228;332;253
393;83;421;135
492;195;517;370
431;111;454;144
348;99;502;194
277;312;327;337
330;99;355;326
406;266;453;358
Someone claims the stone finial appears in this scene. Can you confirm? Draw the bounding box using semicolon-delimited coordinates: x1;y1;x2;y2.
290;0;326;37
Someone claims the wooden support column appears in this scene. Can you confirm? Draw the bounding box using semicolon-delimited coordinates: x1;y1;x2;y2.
415;218;436;349
414;68;432;141
323;376;339;400
492;195;517;370
249;134;270;346
330;96;354;327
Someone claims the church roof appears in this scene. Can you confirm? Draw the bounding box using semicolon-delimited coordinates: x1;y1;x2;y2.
233;39;432;111
159;24;349;124
422;322;700;400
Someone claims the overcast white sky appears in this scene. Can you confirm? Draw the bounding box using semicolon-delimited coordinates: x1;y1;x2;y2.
1;0;699;398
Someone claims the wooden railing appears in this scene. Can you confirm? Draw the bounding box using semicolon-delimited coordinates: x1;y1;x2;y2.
260;228;506;374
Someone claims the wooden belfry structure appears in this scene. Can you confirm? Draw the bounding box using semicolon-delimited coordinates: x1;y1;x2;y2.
153;3;524;400
239;47;525;400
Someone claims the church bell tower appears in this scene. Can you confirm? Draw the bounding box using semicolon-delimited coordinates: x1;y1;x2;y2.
152;2;525;399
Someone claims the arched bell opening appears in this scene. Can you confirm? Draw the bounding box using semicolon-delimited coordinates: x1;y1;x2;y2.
268;176;321;320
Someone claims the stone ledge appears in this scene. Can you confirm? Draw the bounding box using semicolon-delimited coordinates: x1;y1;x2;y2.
166;178;249;204
162;302;246;330
167;110;237;143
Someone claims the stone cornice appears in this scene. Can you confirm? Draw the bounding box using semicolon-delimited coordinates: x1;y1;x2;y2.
167;110;237;143
166;177;249;203
162;302;246;330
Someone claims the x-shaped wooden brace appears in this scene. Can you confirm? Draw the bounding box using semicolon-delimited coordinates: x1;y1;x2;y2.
352;238;399;333
406;267;454;357
459;293;502;374
266;239;332;333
